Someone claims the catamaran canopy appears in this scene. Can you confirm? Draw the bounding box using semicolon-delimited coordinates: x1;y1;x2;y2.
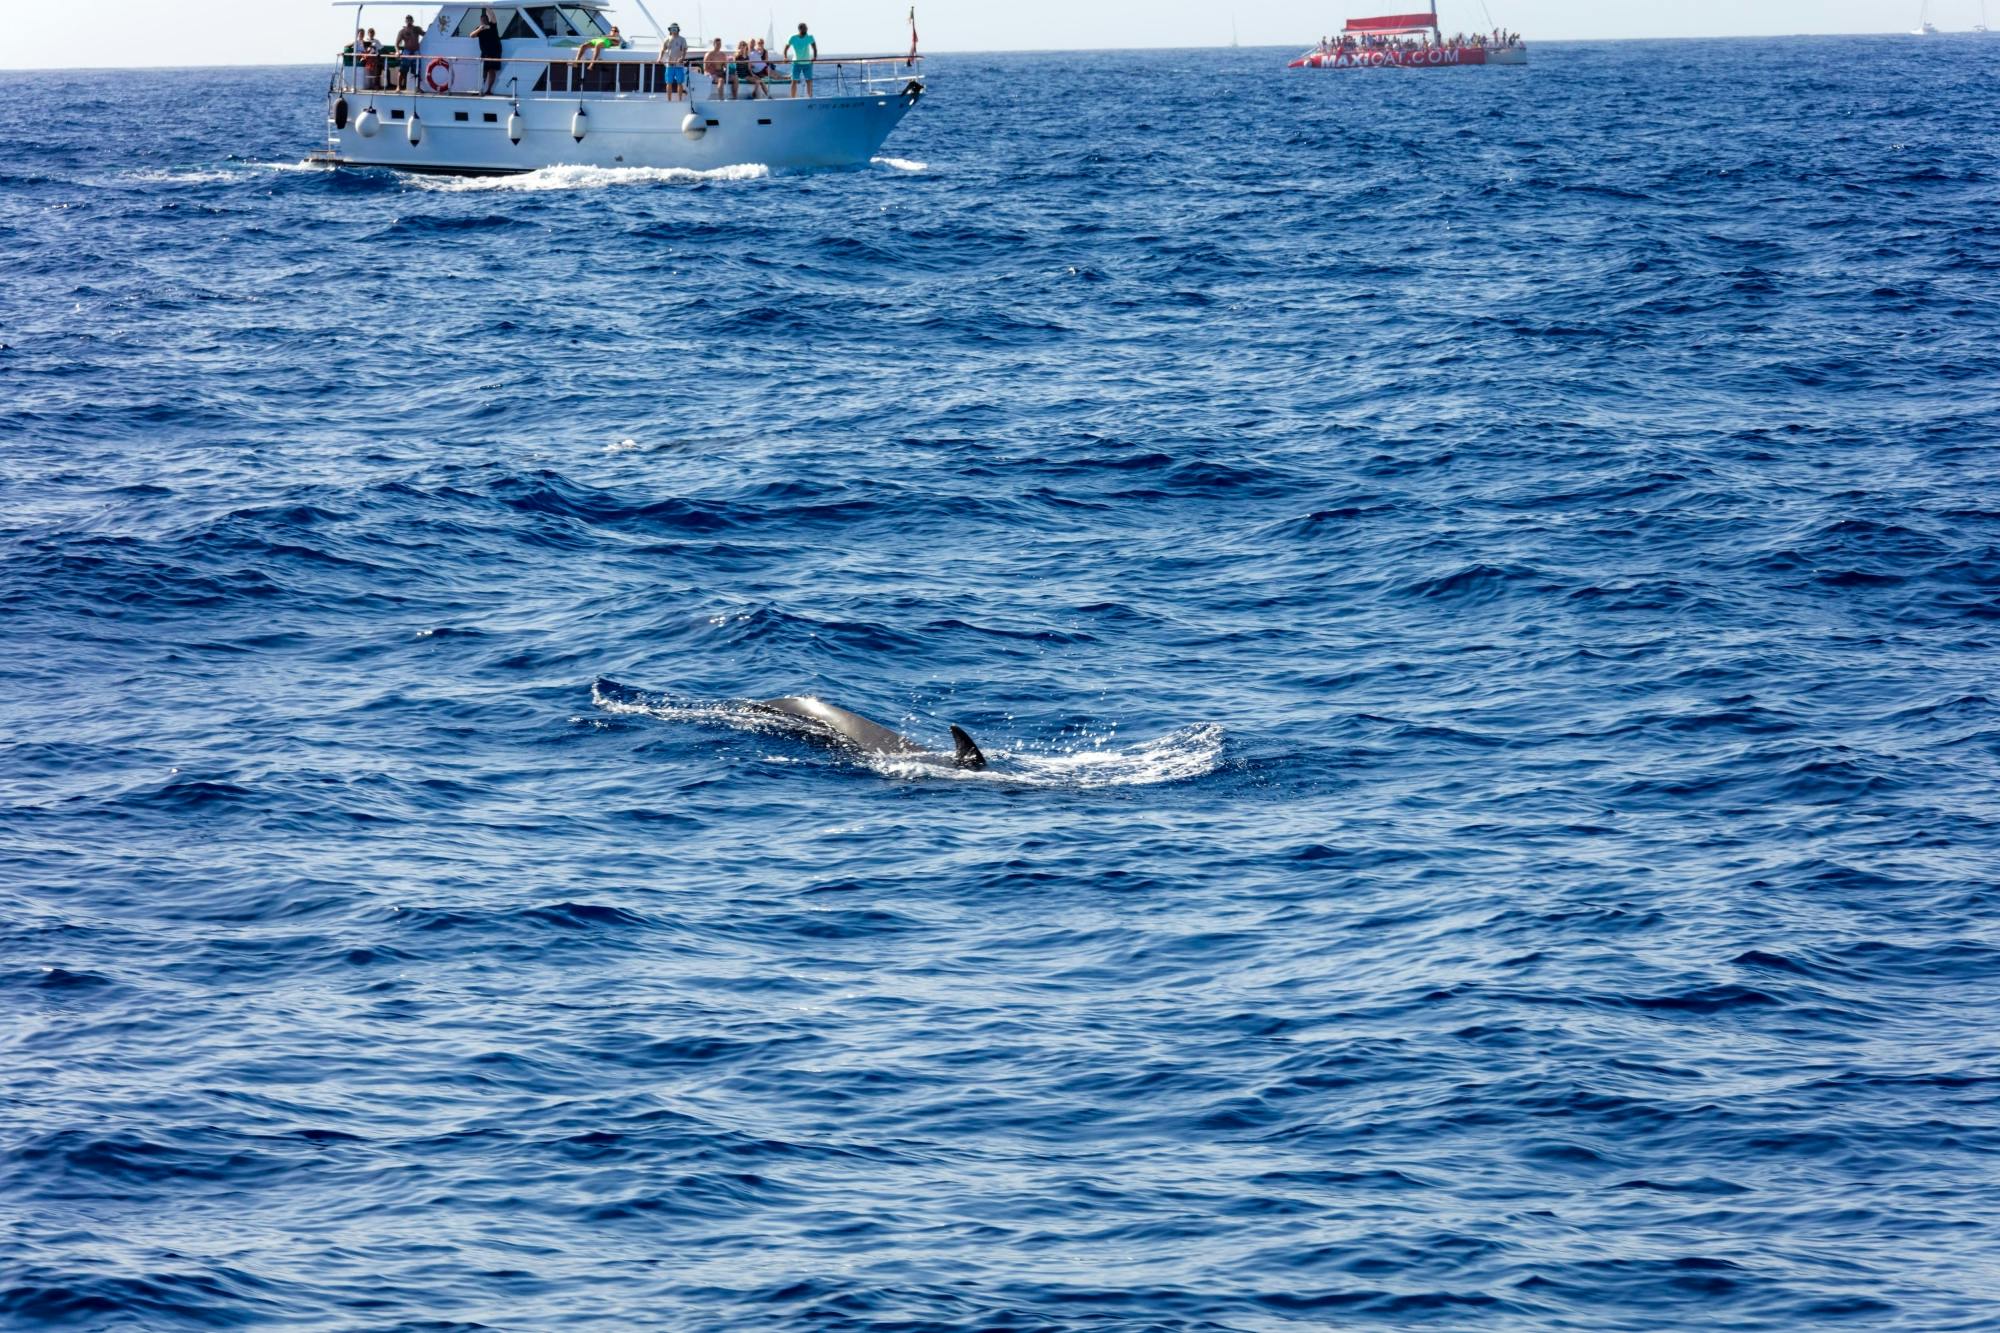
1344;11;1438;33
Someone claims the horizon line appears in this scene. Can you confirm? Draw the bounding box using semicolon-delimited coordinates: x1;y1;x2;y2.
0;30;1970;73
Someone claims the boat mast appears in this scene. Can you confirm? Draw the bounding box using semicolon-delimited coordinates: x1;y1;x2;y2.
1430;0;1440;41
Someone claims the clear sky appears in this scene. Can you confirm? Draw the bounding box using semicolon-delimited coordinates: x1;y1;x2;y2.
0;0;1978;69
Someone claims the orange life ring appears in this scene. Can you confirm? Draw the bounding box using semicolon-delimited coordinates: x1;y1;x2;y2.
425;56;453;92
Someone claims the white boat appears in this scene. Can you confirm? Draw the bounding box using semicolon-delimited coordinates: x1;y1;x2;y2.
1912;1;1937;33
313;1;925;174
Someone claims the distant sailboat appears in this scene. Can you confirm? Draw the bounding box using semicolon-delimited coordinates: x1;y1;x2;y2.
1912;0;1937;33
1230;11;1240;46
1976;0;1989;31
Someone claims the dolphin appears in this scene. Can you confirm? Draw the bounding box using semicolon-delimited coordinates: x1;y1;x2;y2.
747;695;987;771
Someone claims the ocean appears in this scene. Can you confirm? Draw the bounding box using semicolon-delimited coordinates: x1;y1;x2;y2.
3;36;1999;1330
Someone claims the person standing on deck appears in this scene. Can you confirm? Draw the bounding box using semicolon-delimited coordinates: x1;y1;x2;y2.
396;14;423;90
658;22;688;101
786;22;816;97
472;7;503;94
343;28;365;85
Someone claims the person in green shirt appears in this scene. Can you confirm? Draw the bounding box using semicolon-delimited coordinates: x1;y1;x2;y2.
786;22;816;97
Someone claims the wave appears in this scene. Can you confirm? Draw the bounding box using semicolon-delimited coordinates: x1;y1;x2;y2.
414;161;771;192
109;166;250;187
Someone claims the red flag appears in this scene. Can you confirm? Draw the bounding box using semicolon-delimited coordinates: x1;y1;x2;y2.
907;7;918;65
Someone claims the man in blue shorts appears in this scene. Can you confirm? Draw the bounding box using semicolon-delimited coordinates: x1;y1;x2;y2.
786;22;816;97
658;22;688;100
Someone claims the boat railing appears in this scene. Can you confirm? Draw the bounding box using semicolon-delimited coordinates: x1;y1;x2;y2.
330;51;922;101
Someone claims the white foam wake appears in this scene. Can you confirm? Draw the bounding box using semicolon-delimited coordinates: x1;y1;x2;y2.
871;156;928;173
416;162;770;192
118;167;250;186
897;724;1227;789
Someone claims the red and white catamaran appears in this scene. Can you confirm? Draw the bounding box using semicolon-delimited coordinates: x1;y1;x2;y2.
1290;3;1526;68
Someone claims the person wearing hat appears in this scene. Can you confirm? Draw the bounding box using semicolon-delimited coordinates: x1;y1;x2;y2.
657;21;689;100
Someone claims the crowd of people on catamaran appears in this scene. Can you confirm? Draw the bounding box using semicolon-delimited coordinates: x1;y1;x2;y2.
1313;27;1521;54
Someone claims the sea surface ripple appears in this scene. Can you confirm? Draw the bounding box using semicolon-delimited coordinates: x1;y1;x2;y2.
3;38;2000;1330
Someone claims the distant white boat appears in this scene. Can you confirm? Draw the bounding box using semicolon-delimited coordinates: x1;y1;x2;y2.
1912;1;1937;33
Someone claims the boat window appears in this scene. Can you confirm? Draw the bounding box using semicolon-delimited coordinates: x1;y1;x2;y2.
525;5;573;35
501;10;537;38
453;6;519;35
560;7;608;36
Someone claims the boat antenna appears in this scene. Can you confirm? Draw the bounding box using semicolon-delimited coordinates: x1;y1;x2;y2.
626;0;668;40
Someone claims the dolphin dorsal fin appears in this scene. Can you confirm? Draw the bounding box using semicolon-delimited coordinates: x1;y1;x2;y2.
950;725;987;771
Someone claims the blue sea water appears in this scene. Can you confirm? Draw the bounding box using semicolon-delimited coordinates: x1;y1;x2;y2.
4;34;2000;1329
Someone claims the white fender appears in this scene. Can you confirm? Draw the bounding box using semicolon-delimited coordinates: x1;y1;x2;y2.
570;106;588;141
407;111;423;145
506;109;523;144
356;106;380;138
681;112;706;140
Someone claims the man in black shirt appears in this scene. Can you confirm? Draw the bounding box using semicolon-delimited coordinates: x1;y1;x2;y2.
472;8;504;94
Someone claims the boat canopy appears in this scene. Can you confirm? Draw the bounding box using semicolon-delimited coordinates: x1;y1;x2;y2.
1344;11;1439;32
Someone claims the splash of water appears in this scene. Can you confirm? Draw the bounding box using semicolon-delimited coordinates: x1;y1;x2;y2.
415;162;771;192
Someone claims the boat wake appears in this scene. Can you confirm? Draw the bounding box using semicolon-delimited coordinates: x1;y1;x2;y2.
115;166;257;186
415;162;771;192
589;679;1223;789
871;156;928;172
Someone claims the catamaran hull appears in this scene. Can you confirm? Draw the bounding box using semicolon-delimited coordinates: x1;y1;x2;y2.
324;85;922;174
1289;45;1525;68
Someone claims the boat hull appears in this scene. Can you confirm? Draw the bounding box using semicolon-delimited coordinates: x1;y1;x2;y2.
325;84;922;174
1289;45;1525;68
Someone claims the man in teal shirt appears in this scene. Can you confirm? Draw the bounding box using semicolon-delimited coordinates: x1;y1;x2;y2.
786;22;817;97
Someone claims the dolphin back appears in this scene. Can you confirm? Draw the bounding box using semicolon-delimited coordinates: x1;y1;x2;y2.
750;695;987;769
751;696;927;757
